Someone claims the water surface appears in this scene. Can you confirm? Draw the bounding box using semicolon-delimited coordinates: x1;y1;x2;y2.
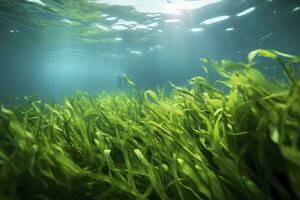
0;0;300;103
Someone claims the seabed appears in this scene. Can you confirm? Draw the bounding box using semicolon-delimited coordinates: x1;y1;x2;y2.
0;49;299;199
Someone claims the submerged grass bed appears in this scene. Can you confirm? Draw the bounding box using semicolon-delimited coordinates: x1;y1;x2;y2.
0;50;300;200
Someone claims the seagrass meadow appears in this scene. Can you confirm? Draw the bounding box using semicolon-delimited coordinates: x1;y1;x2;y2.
0;49;299;200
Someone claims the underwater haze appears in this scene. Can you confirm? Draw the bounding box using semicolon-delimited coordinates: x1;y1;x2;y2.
0;0;300;102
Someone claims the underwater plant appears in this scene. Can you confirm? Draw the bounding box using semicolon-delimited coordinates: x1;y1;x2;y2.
0;49;299;200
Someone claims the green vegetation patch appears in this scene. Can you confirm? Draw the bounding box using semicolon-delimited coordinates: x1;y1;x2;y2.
0;49;300;200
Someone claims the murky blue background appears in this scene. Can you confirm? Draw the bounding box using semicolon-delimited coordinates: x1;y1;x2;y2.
0;0;300;103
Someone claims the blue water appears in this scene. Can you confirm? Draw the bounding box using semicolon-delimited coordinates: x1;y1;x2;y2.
0;0;300;103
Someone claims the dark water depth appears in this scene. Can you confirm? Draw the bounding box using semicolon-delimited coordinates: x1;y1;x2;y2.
0;0;300;103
